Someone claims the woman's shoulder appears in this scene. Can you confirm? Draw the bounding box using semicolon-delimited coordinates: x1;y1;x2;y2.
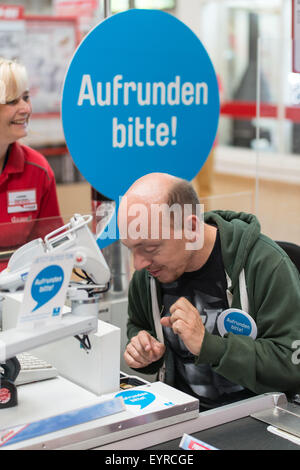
18;143;48;166
15;143;54;179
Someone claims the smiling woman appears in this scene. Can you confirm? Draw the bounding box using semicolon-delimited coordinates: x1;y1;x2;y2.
0;57;62;271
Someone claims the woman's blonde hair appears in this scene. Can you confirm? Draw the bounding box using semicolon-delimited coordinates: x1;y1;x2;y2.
0;57;28;104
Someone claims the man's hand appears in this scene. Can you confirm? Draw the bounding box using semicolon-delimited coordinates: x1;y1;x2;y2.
124;330;166;369
160;297;205;356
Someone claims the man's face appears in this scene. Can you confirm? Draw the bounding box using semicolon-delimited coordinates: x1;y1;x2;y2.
124;236;194;284
120;202;194;283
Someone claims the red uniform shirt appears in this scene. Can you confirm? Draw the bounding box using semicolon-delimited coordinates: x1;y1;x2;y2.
0;142;63;270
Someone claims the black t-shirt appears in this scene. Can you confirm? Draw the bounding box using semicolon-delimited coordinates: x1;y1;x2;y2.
160;229;244;409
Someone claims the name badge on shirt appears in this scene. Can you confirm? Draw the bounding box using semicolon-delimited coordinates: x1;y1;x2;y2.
7;189;37;214
217;308;257;339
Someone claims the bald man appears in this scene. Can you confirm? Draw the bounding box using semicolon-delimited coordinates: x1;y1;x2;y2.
118;173;300;410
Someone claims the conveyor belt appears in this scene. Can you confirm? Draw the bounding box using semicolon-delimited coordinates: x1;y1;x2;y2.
146;416;300;450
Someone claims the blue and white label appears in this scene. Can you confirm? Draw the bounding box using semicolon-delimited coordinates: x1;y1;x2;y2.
115;390;155;410
17;252;74;326
31;265;64;312
217;308;257;339
62;9;220;203
115;389;174;415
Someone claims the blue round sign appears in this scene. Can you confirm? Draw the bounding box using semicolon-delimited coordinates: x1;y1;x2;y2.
62;9;220;201
224;311;252;336
217;308;257;339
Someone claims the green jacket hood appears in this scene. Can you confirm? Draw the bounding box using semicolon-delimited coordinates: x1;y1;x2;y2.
204;210;261;288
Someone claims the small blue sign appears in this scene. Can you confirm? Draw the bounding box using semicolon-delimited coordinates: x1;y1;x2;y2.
31;265;64;311
62;9;220;204
115;389;156;410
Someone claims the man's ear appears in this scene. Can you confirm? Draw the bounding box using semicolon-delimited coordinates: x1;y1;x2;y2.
184;214;197;239
184;214;204;251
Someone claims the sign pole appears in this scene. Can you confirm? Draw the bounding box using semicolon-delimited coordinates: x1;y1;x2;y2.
104;0;111;18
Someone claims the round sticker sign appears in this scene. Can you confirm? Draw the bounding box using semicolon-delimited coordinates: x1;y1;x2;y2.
62;9;220;201
217;308;257;339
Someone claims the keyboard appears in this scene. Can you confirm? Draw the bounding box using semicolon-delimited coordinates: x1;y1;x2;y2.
15;352;58;386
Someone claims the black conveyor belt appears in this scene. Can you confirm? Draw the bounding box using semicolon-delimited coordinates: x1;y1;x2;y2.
146;416;300;450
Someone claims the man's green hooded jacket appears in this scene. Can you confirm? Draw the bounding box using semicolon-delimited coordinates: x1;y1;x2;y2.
127;211;300;395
